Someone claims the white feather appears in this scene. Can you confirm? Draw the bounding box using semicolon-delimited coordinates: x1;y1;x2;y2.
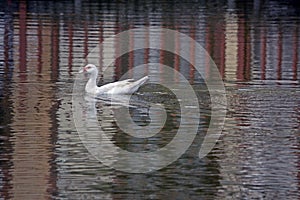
79;64;149;95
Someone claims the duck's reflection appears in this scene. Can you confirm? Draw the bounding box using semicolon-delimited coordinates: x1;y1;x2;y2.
84;93;164;128
73;92;168;172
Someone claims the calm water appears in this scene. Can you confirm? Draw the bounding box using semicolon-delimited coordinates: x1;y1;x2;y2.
0;0;300;199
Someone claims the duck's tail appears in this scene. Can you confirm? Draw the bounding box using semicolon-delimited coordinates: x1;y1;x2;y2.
136;76;149;86
130;76;149;93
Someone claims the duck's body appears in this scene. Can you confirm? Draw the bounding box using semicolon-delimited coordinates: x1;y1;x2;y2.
80;64;149;95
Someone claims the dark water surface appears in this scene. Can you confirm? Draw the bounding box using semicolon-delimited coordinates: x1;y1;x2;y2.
0;1;300;199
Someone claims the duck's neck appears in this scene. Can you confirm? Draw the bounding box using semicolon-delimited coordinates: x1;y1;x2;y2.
85;72;98;94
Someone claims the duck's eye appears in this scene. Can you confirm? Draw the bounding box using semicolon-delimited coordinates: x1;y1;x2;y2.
86;66;91;69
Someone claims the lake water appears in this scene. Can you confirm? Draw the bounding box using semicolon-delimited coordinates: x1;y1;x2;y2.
0;1;299;199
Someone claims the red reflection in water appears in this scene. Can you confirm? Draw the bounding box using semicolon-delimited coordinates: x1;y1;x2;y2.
37;19;43;74
38;17;298;84
159;27;165;77
68;21;73;71
4;1;12;72
260;27;267;80
114;24;121;80
205;25;211;79
174;25;180;82
8;5;299;84
189;25;196;84
144;24;150;74
237;16;251;81
245;22;251;81
128;25;134;78
212;21;224;79
277;27;283;81
19;1;26;74
84;21;89;58
237;17;246;80
98;22;104;79
51;22;59;79
218;22;226;79
293;26;298;81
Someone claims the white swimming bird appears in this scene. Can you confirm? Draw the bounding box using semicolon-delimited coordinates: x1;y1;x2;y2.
79;64;149;95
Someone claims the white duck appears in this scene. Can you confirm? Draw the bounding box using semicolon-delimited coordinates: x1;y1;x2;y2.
79;64;149;95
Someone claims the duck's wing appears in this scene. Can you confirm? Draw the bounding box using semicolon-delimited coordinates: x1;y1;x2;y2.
108;76;149;94
96;79;135;94
97;76;148;94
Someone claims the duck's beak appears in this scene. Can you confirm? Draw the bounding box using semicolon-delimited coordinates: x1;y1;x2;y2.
78;68;85;73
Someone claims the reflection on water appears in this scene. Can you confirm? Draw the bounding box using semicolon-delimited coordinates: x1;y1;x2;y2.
0;0;299;199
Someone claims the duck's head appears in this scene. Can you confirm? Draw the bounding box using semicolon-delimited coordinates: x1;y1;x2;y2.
79;64;98;75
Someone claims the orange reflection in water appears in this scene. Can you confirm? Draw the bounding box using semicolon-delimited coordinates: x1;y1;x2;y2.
7;1;57;199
